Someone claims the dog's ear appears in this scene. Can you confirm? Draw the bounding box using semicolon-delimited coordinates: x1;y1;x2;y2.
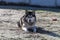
25;10;35;15
25;10;28;14
32;10;35;15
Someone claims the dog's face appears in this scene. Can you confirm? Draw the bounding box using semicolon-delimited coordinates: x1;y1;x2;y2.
24;12;36;25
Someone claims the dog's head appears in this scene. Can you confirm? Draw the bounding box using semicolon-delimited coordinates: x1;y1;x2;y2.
24;10;36;25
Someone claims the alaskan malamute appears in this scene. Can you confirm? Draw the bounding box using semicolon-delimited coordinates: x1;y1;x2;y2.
18;10;36;32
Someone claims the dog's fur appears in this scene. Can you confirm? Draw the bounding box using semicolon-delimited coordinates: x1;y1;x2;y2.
17;10;36;32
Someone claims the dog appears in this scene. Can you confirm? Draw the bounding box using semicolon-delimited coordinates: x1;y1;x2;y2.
17;10;36;32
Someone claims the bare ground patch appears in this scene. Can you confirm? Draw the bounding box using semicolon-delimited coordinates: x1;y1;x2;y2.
0;9;60;40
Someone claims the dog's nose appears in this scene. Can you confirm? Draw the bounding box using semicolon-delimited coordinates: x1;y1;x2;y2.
29;20;31;22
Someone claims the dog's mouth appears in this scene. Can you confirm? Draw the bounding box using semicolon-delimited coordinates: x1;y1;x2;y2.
28;22;34;25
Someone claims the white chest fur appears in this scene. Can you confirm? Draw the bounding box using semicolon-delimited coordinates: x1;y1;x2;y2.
22;23;36;32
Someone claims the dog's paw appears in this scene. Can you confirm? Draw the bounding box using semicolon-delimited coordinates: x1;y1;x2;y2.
33;28;37;33
27;26;37;33
22;27;28;32
33;26;37;33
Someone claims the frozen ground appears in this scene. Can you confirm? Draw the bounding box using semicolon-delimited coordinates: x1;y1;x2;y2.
0;6;60;40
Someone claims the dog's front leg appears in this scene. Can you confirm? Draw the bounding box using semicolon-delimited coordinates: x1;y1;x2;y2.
22;24;28;32
33;26;37;33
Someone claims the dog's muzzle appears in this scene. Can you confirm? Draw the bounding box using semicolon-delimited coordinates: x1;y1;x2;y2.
29;22;34;25
28;19;35;25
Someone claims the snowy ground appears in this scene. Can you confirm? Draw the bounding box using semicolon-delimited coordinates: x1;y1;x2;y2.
0;6;60;40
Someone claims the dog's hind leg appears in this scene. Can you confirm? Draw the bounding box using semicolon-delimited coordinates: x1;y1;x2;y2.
17;17;23;28
17;21;21;28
